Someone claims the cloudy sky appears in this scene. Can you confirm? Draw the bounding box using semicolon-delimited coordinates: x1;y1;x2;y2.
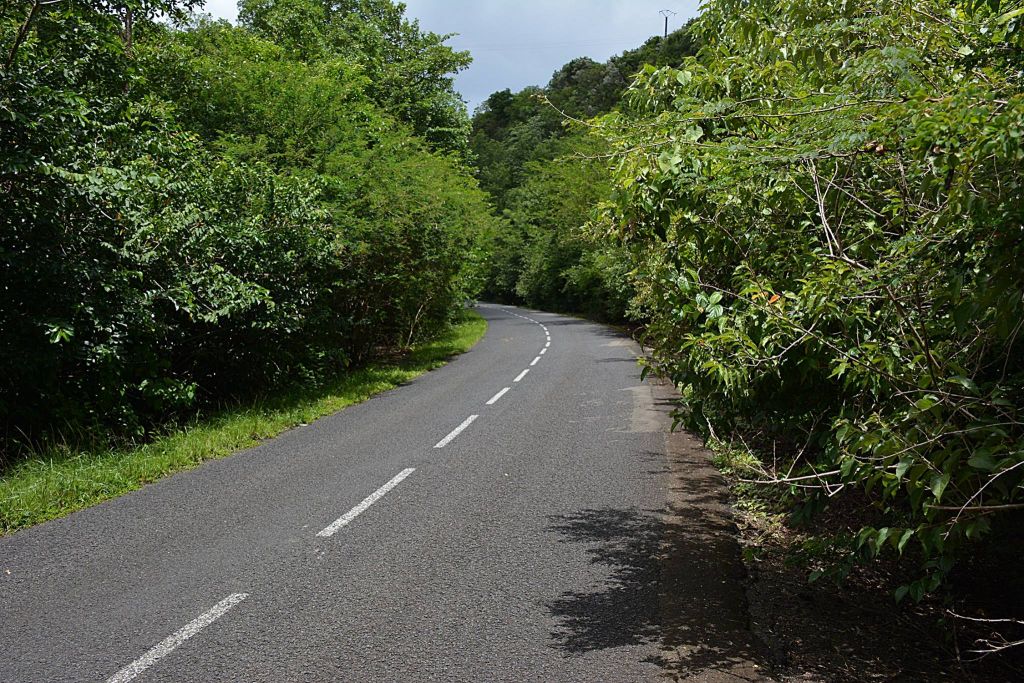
199;0;702;111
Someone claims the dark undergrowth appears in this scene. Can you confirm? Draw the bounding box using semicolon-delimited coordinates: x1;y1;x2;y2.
0;312;486;535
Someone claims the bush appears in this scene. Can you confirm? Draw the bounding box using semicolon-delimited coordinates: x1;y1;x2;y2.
1;1;496;455
599;0;1024;598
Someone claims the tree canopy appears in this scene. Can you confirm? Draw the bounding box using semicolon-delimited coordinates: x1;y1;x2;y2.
1;0;494;452
469;25;699;319
239;0;472;152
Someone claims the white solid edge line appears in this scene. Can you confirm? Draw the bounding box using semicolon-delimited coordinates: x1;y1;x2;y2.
486;387;511;405
540;348;547;355
514;369;530;383
106;593;249;683
530;356;541;366
317;468;416;537
433;414;479;449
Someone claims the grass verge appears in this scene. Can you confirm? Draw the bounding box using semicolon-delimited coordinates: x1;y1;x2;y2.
0;311;487;535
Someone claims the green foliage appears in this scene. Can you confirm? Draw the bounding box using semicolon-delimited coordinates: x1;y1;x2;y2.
482;133;632;320
238;0;472;153
1;0;496;458
470;24;699;209
0;311;486;533
471;25;700;319
142;18;492;356
599;0;1024;597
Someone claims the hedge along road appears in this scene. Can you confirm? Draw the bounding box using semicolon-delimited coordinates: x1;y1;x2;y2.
0;304;769;683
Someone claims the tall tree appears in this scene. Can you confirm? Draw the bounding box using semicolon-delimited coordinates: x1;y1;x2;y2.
239;0;472;153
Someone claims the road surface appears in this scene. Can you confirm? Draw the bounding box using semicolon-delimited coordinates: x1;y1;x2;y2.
0;304;767;682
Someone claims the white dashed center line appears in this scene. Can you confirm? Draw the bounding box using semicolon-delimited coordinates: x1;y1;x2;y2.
434;415;479;449
317;468;416;537
107;305;563;680
106;593;249;683
486;387;511;405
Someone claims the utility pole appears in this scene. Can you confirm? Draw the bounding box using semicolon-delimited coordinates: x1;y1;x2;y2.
659;9;677;38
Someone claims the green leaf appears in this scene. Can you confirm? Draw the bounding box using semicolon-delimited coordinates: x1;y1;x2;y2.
998;7;1024;24
967;452;997;471
914;396;937;411
835;423;850;443
929;473;951;503
947;376;979;394
46;324;74;344
896;457;913;480
841;457;857;478
897;529;914;554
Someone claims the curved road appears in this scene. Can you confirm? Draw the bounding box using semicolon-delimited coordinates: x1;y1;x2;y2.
0;304;767;682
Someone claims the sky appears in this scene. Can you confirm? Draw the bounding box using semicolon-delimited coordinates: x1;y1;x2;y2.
198;0;702;112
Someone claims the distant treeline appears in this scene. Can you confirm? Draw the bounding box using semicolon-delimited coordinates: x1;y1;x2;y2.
0;0;498;455
470;26;699;320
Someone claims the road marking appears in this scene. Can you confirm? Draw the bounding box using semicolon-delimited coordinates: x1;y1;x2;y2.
540;348;547;355
545;341;551;348
486;387;511;405
434;415;479;449
317;468;416;537
106;593;249;683
530;356;541;366
514;369;529;382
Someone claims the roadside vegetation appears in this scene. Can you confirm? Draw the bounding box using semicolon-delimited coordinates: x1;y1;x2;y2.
0;311;485;534
472;0;1024;667
1;2;496;463
471;27;699;321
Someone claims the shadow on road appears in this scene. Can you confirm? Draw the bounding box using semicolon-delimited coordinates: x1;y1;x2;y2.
543;317;633;340
546;439;772;681
545;371;772;681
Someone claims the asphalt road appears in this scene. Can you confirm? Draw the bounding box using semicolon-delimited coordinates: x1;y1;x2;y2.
0;304;768;682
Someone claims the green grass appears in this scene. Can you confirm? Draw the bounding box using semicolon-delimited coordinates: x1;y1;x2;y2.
0;311;488;535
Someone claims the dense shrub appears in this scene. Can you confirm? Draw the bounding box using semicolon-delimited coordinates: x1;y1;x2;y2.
599;0;1024;598
479;133;632;320
0;1;495;454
